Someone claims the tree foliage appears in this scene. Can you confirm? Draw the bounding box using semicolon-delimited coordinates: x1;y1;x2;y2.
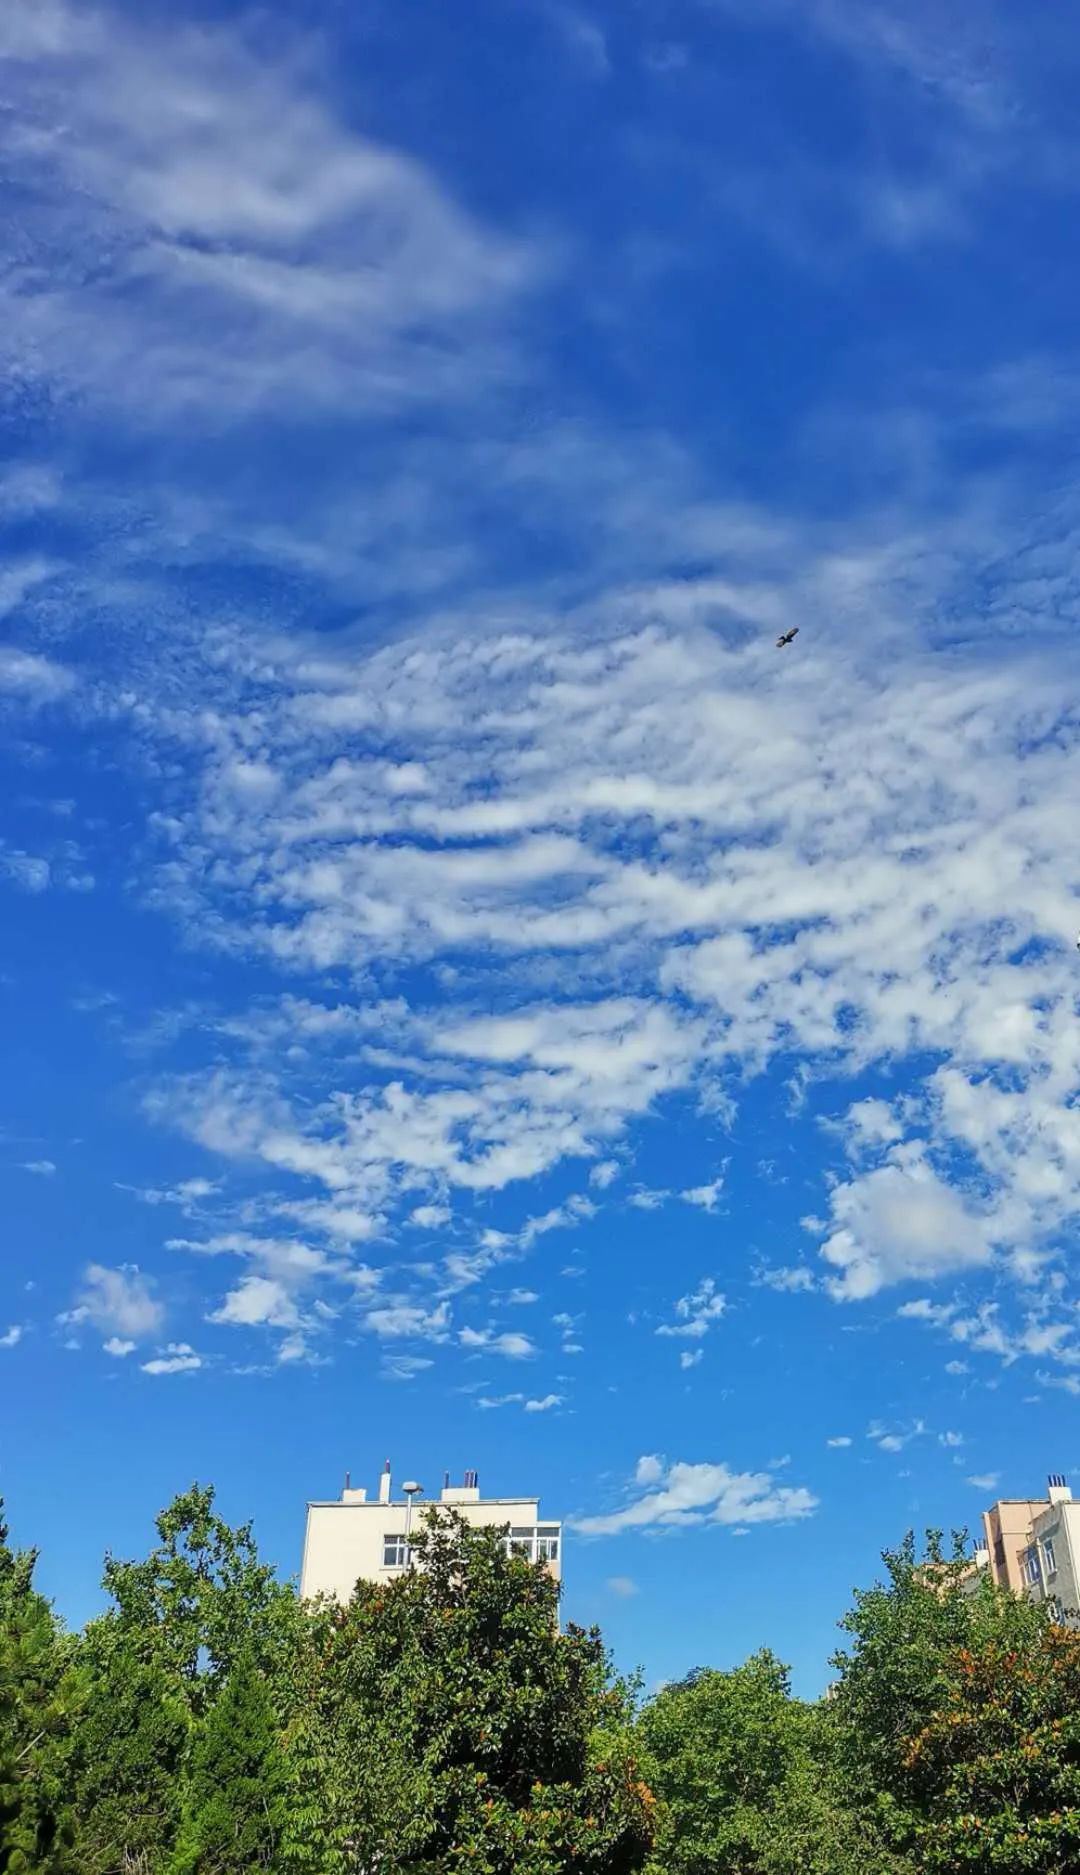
637;1650;886;1875
829;1531;1080;1872
282;1509;655;1875
0;1502;78;1874
3;1492;653;1875
7;1491;1080;1875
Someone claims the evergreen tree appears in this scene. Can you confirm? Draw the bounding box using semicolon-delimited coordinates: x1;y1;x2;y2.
0;1501;78;1875
69;1621;189;1875
170;1652;289;1874
69;1484;300;1874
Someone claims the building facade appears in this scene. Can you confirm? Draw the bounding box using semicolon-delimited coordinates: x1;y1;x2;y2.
300;1462;562;1603
962;1474;1080;1623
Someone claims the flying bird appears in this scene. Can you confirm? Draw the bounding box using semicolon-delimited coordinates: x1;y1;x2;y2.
776;627;799;648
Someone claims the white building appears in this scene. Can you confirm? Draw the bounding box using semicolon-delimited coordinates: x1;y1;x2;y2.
300;1462;562;1603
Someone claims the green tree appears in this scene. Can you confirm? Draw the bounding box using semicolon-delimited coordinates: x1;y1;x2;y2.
70;1485;299;1874
830;1527;1080;1870
903;1620;1080;1872
170;1651;290;1874
69;1622;190;1875
636;1651;880;1875
282;1508;656;1875
829;1529;980;1820
0;1501;79;1874
99;1484;296;1708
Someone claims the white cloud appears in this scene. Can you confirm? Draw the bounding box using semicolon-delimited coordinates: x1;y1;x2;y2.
901;1297;1080;1373
524;1393;562;1412
868;1418;927;1455
408;1202;451;1229
837;1097;905;1157
681;1176;724;1211
628;1186;669;1211
460;1326;536;1359
103;1337;135;1358
125;1175;217;1209
967;1472;1000;1491
0;1326;23;1349
496;1332;536;1358
276;1332;320;1366
572;1457;818;1537
589;1160;621;1189
757;1265;817;1293
656;1276;726;1340
0;3;538;426
62;1263;164;1343
364;1301;450;1341
606;1575;640;1597
1;852;50;893
141;1342;202;1376
826;1435;852;1448
119;584;1080;1372
4;0;1079;1402
208;1275;300;1329
635;1454;665;1487
817;1150;993;1300
679;1349;703;1370
382;1354;434;1382
19;1159;56;1176
0;646;74;703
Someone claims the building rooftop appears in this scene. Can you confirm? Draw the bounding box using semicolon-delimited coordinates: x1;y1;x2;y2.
308;1495;541;1509
308;1462;554;1516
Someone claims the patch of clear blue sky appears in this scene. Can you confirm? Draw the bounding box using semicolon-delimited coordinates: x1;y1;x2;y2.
3;0;1080;1697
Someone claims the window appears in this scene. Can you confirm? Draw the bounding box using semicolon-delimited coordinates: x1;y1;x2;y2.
504;1527;536;1560
1043;1535;1058;1576
1023;1547;1042;1586
383;1534;409;1568
537;1526;560;1564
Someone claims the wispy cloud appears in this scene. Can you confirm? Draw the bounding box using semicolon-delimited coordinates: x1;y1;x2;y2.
0;2;539;429
59;1264;164;1345
606;1575;640;1597
656;1277;727;1343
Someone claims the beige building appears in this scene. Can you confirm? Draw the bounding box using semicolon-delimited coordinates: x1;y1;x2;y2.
963;1474;1080;1624
300;1462;562;1603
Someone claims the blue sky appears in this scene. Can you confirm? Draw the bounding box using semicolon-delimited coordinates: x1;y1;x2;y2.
3;0;1080;1696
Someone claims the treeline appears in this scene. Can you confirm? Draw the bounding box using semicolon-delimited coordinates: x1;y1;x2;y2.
3;1492;1080;1874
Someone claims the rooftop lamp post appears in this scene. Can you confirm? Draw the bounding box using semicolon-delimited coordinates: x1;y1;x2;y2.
403;1480;423;1561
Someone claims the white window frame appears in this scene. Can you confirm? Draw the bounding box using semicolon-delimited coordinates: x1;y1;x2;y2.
383;1533;410;1569
503;1527;537;1561
536;1526;560;1563
1043;1535;1058;1576
1024;1546;1041;1586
